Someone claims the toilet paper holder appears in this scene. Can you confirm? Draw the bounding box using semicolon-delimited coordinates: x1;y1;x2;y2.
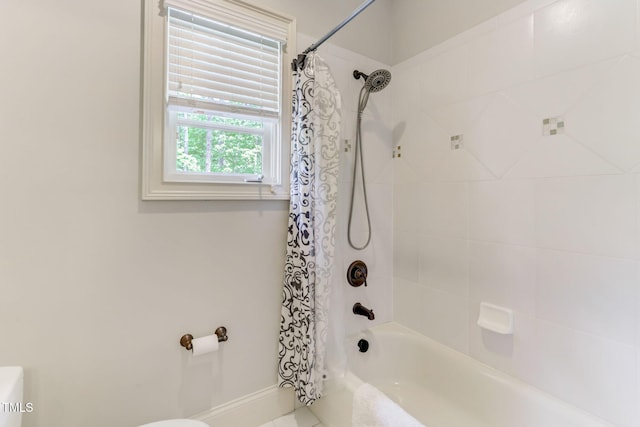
180;326;228;351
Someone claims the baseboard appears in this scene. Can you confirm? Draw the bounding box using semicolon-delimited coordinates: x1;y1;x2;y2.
191;385;294;427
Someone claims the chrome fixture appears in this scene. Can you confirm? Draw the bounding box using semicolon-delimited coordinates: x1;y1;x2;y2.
353;69;392;93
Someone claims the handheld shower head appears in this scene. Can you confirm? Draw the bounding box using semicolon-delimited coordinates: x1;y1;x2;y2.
353;69;392;92
349;68;392;250
365;69;392;92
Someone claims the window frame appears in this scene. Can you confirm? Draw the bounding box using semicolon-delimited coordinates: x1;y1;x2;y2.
141;0;295;200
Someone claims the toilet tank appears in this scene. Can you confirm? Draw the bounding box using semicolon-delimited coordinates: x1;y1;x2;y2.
0;367;24;427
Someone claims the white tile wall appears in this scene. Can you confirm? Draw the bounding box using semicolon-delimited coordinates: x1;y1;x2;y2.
467;14;534;96
394;231;419;282
400;110;495;182
536;249;638;345
532;0;636;77
420;285;470;353
421;43;470;110
530;321;637;427
505;134;620;179
419;182;468;238
392;0;640;425
468;241;536;315
503;57;616;119
468;180;536;246
566;55;640;171
427;93;494;137
394;278;427;334
465;93;540;177
419;234;469;297
534;175;637;258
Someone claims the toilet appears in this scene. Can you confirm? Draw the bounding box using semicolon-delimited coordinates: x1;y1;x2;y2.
138;420;208;427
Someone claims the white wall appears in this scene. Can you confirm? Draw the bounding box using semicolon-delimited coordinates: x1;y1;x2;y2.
260;0;393;65
391;0;529;64
393;0;640;425
0;1;392;426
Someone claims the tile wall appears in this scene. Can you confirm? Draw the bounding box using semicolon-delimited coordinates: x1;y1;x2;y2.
392;0;640;425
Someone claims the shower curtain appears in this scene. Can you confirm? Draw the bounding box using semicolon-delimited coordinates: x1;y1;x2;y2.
278;52;341;405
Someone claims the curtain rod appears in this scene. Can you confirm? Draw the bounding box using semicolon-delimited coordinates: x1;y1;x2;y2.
292;0;377;71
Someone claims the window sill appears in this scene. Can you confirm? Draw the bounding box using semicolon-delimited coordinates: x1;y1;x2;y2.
141;179;289;201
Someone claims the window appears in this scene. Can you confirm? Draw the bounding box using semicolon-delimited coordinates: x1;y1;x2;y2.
166;112;274;183
141;0;295;200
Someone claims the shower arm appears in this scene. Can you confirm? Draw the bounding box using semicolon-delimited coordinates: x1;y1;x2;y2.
353;70;369;80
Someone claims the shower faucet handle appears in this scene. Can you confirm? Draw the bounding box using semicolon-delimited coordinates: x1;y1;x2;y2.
347;260;368;287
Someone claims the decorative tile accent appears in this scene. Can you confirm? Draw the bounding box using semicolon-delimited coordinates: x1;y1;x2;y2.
542;116;565;136
450;135;464;150
393;145;402;158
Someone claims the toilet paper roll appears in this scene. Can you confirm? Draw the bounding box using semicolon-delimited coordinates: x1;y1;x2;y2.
191;334;219;356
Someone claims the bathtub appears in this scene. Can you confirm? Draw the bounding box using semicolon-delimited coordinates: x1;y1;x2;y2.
310;322;612;427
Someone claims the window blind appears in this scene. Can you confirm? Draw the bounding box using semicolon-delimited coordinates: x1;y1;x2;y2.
162;0;290;44
167;7;281;118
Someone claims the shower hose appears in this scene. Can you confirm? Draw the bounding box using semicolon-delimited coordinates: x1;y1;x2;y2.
347;85;373;250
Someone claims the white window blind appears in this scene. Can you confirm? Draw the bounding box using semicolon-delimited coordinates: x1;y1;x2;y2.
162;0;290;43
166;7;282;118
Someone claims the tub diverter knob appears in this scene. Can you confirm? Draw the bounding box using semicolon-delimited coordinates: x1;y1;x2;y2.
347;260;368;287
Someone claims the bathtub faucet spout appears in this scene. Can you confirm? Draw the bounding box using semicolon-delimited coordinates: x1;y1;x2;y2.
353;302;375;320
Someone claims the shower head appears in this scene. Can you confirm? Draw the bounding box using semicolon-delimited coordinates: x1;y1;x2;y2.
353;69;392;92
366;69;392;92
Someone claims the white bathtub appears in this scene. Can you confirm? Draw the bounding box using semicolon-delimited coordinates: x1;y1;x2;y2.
310;322;612;427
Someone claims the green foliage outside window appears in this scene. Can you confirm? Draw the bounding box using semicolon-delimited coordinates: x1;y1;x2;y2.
176;113;264;175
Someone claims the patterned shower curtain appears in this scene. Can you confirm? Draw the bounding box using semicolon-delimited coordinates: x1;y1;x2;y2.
278;52;341;405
